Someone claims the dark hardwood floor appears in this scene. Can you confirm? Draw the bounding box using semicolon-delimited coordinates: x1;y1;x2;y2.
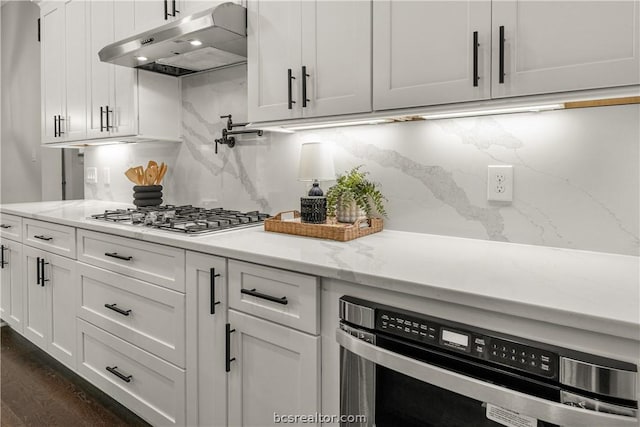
1;326;150;427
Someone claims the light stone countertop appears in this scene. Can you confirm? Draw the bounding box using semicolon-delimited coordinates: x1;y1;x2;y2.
1;200;638;341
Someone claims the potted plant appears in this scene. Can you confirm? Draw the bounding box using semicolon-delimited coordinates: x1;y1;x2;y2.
326;166;387;223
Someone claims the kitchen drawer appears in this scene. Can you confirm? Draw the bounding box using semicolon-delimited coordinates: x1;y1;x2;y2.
228;260;319;334
77;229;185;292
77;263;186;367
23;219;76;258
77;319;186;426
0;214;22;242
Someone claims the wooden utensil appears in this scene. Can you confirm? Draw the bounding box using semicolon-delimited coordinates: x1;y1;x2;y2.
155;163;167;185
125;167;139;184
145;164;158;186
135;166;145;185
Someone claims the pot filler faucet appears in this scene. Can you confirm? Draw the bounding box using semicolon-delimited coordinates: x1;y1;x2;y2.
215;114;263;154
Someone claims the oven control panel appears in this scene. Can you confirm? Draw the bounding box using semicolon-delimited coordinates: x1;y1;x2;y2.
377;308;558;379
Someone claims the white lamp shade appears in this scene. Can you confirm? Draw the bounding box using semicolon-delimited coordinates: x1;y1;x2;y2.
298;142;336;182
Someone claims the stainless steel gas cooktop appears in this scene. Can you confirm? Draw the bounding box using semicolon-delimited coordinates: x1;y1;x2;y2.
90;205;270;235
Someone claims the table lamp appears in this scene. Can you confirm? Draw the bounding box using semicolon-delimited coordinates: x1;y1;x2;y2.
298;142;335;223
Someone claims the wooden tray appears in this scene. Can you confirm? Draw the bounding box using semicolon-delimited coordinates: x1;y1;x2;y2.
264;211;383;242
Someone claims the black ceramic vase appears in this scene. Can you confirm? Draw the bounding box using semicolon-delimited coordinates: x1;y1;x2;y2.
133;185;163;207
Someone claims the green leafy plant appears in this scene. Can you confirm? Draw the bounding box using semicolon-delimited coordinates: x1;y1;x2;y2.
326;166;387;218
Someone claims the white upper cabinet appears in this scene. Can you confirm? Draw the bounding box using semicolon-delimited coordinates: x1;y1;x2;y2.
64;0;88;141
300;1;371;118
373;0;491;110
248;0;372;122
248;0;302;122
492;1;640;98
40;2;65;143
133;0;178;34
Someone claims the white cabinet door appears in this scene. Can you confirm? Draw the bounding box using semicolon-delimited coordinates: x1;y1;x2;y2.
22;246;76;370
301;1;371;118
0;241;23;333
373;0;491;110
186;252;227;427
247;0;302;122
492;1;640;98
64;0;87;141
134;0;173;35
86;0;114;139
112;1;138;137
180;0;223;16
41;2;66;143
22;246;48;351
46;251;76;370
228;309;320;427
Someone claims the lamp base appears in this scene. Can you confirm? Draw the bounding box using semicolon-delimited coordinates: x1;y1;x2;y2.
300;196;327;224
308;182;324;196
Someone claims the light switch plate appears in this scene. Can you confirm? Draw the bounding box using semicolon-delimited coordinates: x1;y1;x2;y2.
487;165;513;202
86;167;98;184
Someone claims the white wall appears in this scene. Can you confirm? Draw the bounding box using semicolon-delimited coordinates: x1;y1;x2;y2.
85;65;640;256
1;1;42;203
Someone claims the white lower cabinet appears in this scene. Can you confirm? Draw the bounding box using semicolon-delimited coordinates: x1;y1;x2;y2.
22;245;76;370
0;239;23;333
186;251;228;427
77;319;186;426
227;309;321;427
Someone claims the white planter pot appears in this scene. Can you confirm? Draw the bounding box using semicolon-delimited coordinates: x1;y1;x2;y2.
336;200;366;223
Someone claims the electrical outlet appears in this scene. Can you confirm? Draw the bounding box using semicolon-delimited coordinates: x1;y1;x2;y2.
86;167;98;184
487;165;513;202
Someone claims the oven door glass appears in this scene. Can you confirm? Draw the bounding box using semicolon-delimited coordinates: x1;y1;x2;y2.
375;365;559;427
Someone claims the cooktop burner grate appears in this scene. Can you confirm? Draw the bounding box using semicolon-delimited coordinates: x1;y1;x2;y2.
90;205;270;235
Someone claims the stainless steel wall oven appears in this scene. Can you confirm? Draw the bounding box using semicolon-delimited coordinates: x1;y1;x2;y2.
338;296;638;427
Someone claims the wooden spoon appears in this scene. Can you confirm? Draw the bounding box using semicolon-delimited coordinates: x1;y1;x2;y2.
135;166;145;185
155;163;167;185
145;164;158;186
124;167;139;184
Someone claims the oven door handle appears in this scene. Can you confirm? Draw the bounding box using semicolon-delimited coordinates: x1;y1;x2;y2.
336;328;637;426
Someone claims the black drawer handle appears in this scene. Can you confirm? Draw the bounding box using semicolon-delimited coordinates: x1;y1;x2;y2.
106;366;132;383
37;256;41;285
287;69;296;110
0;224;12;229
104;252;133;261
34;235;53;241
105;303;132;316
240;288;288;305
473;31;479;87
225;323;236;372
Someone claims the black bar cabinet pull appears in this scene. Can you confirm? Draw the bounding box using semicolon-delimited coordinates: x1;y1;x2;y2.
36;257;41;285
104;252;133;261
499;26;505;84
225;323;236;372
105;106;112;131
0;224;12;229
100;106;105;132
104;303;132;316
301;66;310;107
287;69;296;110
53;115;58;137
57;116;65;135
34;235;53;241
240;288;288;305
1;245;7;269
210;268;222;315
40;258;49;286
106;366;132;383
171;0;179;16
164;0;168;20
473;31;479;87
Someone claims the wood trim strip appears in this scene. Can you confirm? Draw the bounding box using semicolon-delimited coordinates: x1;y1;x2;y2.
564;96;640;109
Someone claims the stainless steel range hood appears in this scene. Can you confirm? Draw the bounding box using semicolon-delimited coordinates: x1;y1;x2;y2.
98;2;247;77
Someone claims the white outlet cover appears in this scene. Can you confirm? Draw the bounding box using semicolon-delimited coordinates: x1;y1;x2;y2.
86;167;98;184
487;165;513;202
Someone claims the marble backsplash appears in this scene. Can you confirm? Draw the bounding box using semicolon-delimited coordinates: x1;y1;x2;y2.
85;65;639;256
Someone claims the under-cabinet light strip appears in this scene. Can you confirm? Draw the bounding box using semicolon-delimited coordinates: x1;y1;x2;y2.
420;104;565;120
